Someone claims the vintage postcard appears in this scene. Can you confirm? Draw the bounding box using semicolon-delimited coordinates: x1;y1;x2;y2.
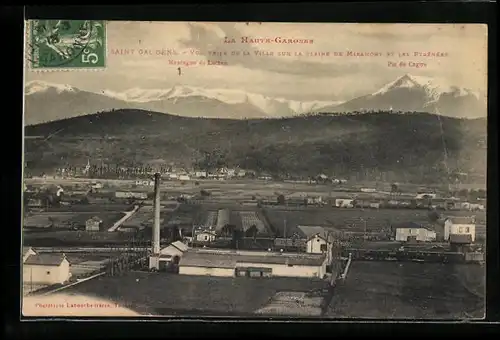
22;21;487;319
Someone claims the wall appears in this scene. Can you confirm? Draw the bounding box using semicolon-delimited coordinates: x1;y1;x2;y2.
306;236;327;254
236;262;325;278
149;256;159;270
179;266;235;277
444;221;476;242
23;260;70;285
58;259;71;283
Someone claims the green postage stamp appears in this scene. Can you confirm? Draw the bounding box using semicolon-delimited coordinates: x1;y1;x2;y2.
27;20;106;70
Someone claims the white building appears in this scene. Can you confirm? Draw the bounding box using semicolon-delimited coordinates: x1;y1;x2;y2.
195;230;217;243
86;216;103;232
178;249;328;279
444;217;476;242
415;193;436;199
297;225;331;254
334;198;354;208
90;182;103;189
393;222;437;242
306;196;323;205
23;253;71;285
194;171;207;178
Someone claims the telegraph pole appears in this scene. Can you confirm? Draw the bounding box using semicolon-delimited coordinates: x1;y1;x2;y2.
364;219;367;242
283;218;287;252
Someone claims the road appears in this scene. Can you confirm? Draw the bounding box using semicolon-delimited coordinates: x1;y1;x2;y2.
107;205;140;232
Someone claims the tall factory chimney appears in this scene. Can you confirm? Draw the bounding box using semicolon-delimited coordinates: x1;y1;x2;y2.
152;172;161;255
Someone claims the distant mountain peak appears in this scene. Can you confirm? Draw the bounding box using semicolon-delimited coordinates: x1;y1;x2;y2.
321;73;486;118
25;80;78;95
372;73;480;101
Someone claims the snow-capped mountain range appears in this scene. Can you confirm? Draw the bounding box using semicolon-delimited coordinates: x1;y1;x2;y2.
322;74;486;118
24;80;342;125
24;74;486;125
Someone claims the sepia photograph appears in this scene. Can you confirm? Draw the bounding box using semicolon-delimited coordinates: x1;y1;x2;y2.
22;20;487;319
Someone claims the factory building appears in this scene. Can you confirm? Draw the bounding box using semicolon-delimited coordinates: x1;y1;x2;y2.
178;252;237;277
393;222;436;242
23;253;71;285
178;249;328;279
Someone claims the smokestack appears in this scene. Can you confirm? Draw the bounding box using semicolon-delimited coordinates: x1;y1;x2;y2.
152;172;161;255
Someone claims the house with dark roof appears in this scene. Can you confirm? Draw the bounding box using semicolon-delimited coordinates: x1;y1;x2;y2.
149;241;189;272
23;253;71;285
22;247;37;263
296;225;332;255
444;216;476;242
449;234;473;253
393;222;437;242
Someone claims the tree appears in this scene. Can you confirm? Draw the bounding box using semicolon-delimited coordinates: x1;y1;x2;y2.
458;189;469;198
468;189;479;201
428;209;440;223
277;194;286;205
170;225;182;242
245;225;258;239
391;183;399;195
231;227;244;249
477;189;486;199
221;224;235;238
197;148;227;174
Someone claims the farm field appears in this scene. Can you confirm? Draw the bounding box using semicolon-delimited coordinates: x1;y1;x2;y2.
263;207;487;237
121;205;176;228
23;230;144;247
326;261;485;319
23;211;126;230
45;204;134;213
63;271;328;316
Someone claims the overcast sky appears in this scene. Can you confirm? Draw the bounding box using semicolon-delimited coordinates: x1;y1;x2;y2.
25;22;487;101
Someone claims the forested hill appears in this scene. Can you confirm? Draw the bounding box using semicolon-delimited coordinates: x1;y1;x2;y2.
24;109;487;183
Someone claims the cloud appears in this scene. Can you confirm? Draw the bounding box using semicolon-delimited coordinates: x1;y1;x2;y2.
178;22;385;78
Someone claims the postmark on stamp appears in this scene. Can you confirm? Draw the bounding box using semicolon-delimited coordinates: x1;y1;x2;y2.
27;20;106;70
